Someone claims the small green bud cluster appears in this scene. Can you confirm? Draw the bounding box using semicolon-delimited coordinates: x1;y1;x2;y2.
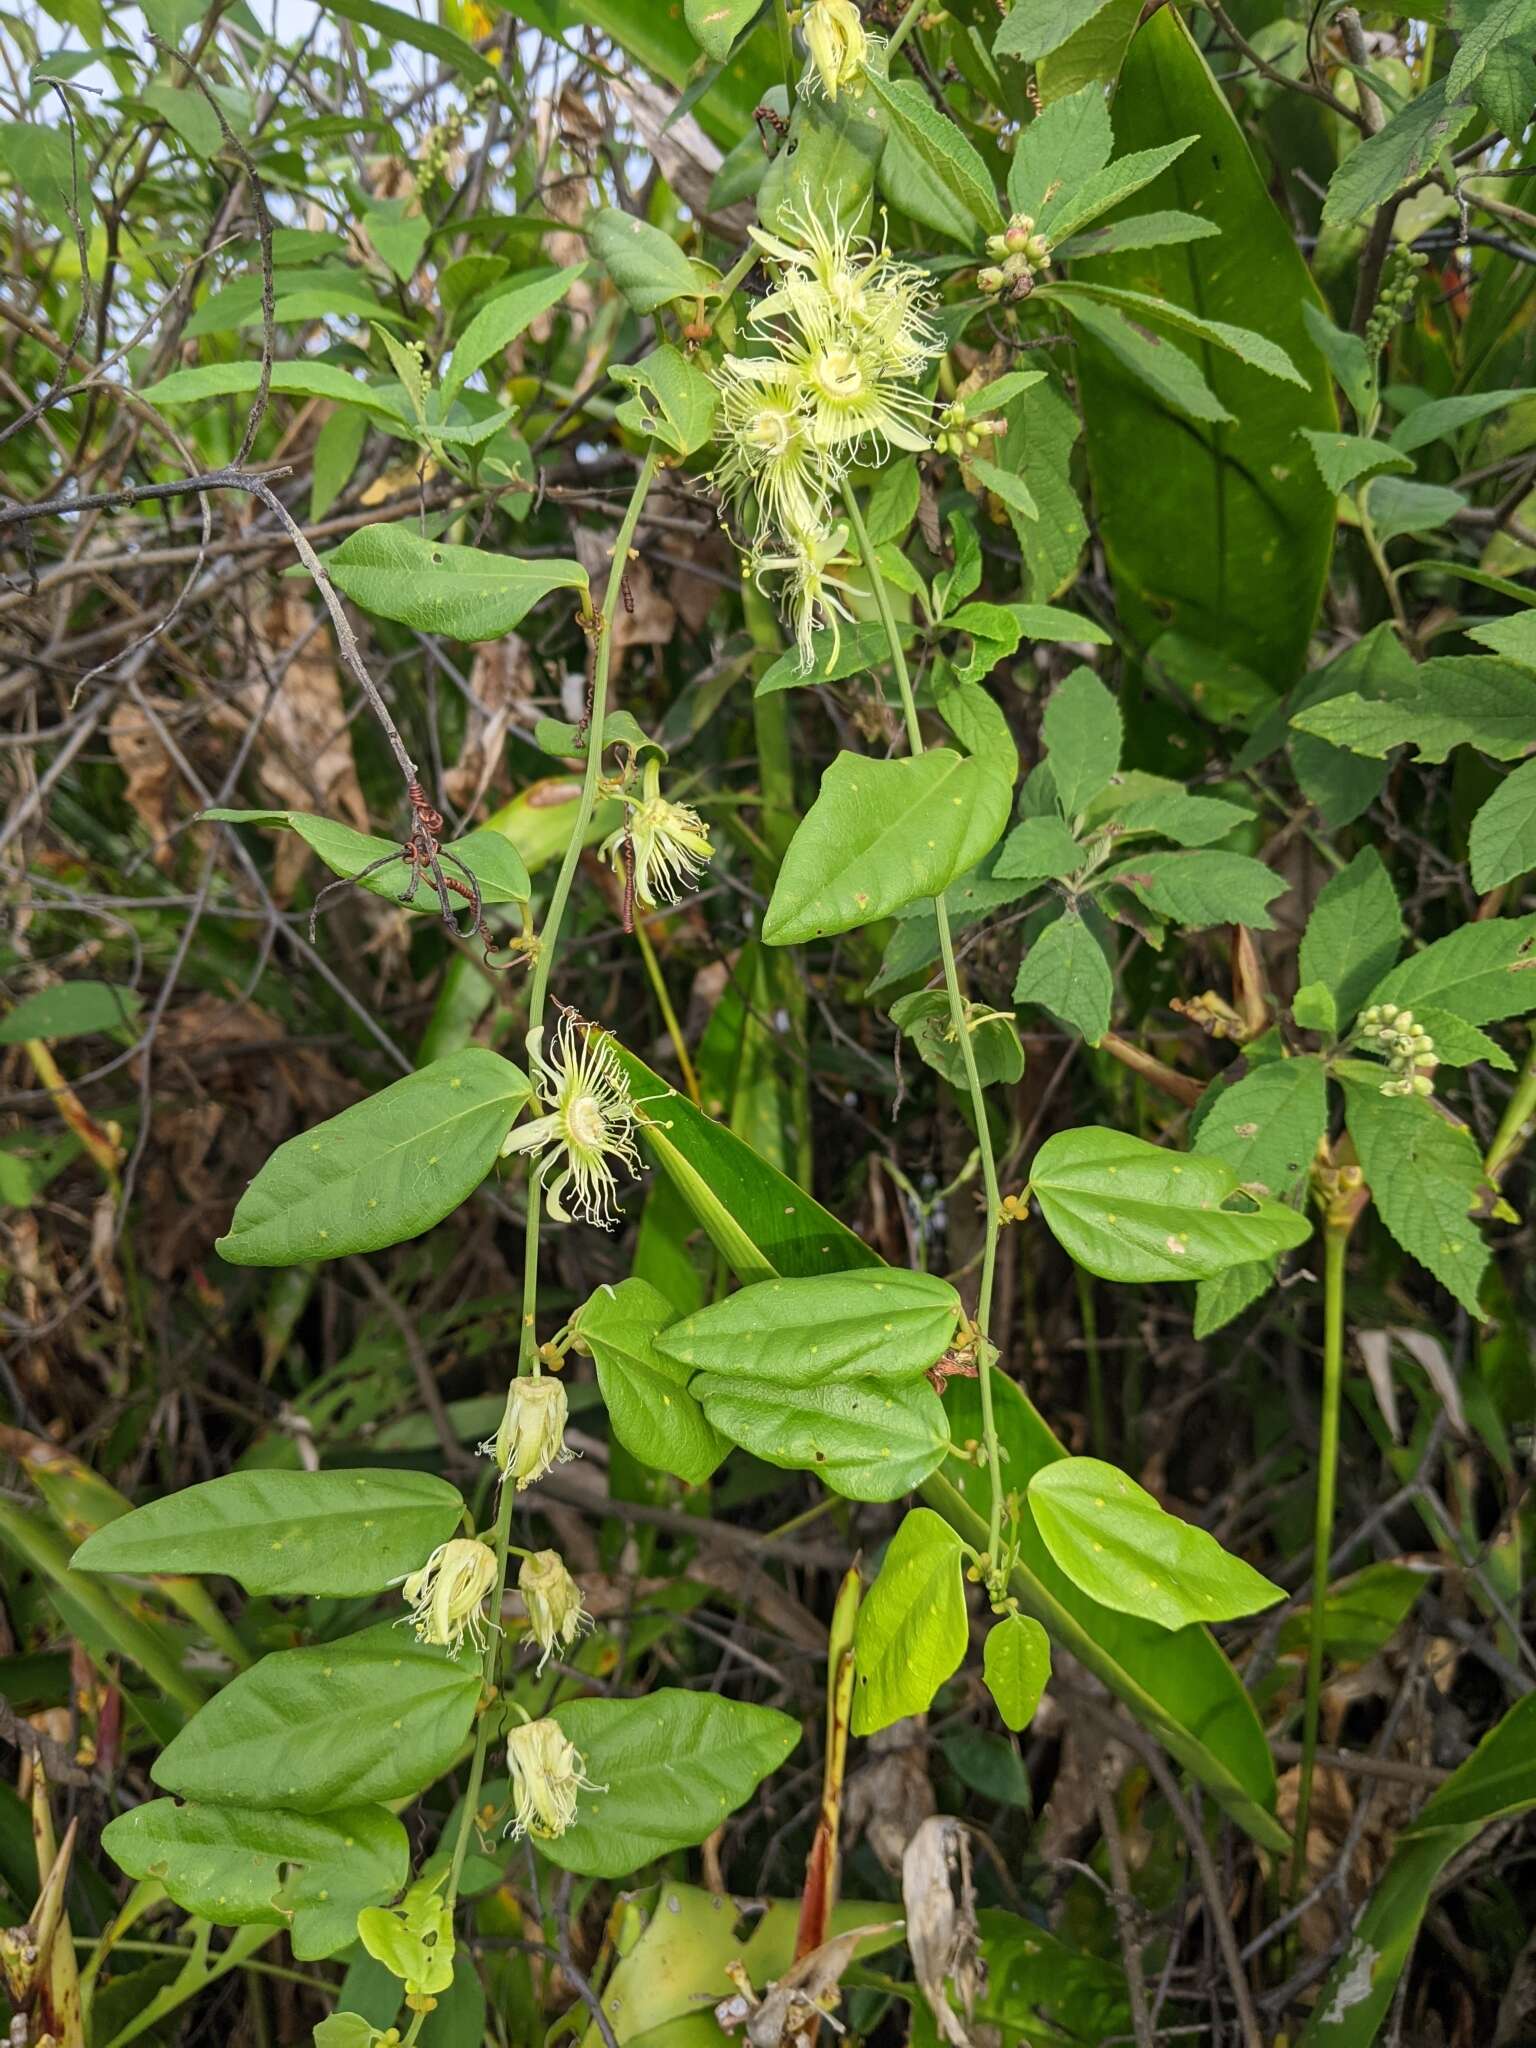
418;78;495;183
1360;1002;1437;1096
934;398;1004;457
1365;246;1427;359
979;213;1052;296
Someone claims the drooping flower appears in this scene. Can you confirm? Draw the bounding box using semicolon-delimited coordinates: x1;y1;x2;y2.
401;1537;498;1654
803;0;871;100
506;1717;604;1840
710;361;834;538
518;1549;592;1672
482;1372;574;1489
597;755;713;911
500;1015;643;1228
751;521;862;671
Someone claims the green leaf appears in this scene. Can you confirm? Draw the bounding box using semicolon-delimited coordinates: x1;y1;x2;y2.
1058;208;1220;260
1298;847;1404;1024
658;1269;961;1390
611;344;718;456
1098;849;1287;930
692;1374;951;1502
1192;1057;1327;1200
538;1690;800;1878
324;526;587;642
1041;138;1198;242
363;198;430;282
0;981;141;1044
1285;623;1413;828
319;0;504;88
441;263;585;408
1028;1457;1283;1629
1029;1125;1313;1281
888;991;1026;1090
994;814;1083;883
1299;428;1412;497
141;82;222;158
72;1470;464;1597
994;0;1116;62
1388;387;1527;454
216;1050;530;1267
1365;475;1467;546
969;455;1039;522
1322;79;1476;227
1060;293;1233;425
142;359;405;420
1366;914;1536;1026
576;1277;730;1485
866;73;1003;243
1444;0;1536;100
1013;911;1113;1044
1342;1084;1489;1314
684;0;758;59
1470;758;1536;893
1291;983;1337;1037
1036;0;1139;99
153;1623;481;1813
997;374;1089;600
1071;7;1336;691
200;809;531;910
311;404;368;522
1106;791;1252;846
101;1799;408;1960
313;2015;380;2048
851;1509;968;1736
1053;279;1304;386
756;619;908;696
1043;666;1121;815
1466;611;1536;666
762;749;1011;944
982;1613;1051;1731
0;119;91;229
1302;300;1375;418
1408;1008;1512;1072
588;207;703;313
1008;83;1113;220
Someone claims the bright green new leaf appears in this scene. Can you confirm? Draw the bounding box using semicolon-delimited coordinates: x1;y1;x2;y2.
538;1690;801;1877
216;1050;530;1266
1029;1126;1312;1281
660;1268;961;1389
441;263;586;407
1342;1084;1489;1315
1028;1456;1284;1629
851;1509;969;1735
983;1612;1051;1731
72;1469;464;1596
692;1373;951;1502
763;749;1011;945
1043;666;1120;816
588;207;705;312
1298;847;1404;1025
1013;911;1113;1044
577;1277;730;1485
325;526;587;641
153;1623;481;1813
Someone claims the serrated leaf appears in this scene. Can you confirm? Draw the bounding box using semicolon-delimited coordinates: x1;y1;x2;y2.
692;1374;950;1502
1028;1457;1283;1629
1299;428;1412;497
324;526;587;642
970;455;1040;522
1013;911;1113;1043
1191;1057;1327;1200
1388;388;1527;454
1298;847;1404;1024
1322;80;1475;227
995;814;1083;883
588;207;702;313
1106;792;1251;846
1051;280;1305;385
983;1612;1051;1731
1040;138;1197;241
1029;1126;1313;1281
1342;1083;1490;1315
1466;611;1536;667
1366;475;1467;547
1061;292;1233;424
216;1051;530;1266
1043;666;1121;815
1098;849;1287;930
1470;758;1536;893
441;263;585;408
851;1509;968;1735
1366;915;1536;1026
659;1269;961;1389
1411;1009;1513;1072
72;1470;464;1596
1008;82;1113;219
1058;208;1220;259
538;1690;800;1877
762;749;1011;944
685;0;758;59
866;72;1003;242
994;0;1117;62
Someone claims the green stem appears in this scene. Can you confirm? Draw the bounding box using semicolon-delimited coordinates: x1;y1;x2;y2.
1485;1033;1536;1183
775;0;798;99
887;0;926;57
842;480;1008;1572
1292;1218;1348;1888
1355;485;1411;645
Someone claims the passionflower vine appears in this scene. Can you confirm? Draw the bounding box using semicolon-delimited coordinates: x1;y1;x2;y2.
803;0;871;100
500;1015;643;1228
752;521;862;671
401;1537;498;1653
518;1549;591;1672
710;363;834;538
506;1717;604;1840
598;756;714;910
482;1372;574;1488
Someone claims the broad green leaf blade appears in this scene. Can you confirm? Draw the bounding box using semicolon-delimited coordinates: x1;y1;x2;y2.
588;206;703;313
1043;666;1121;815
1060;292;1233;425
1028;1456;1283;1629
1098;849;1288;930
888;991;1025;1090
1072;7;1336;691
1299;428;1412;497
1297;847;1404;1026
1029;1125;1312;1281
994;0;1115;61
1466;611;1536;665
611;344;718;455
1041;138;1198;242
1342;1084;1490;1315
1365;914;1536;1026
1388;387;1528;454
141;359;406;420
153;1623;481;1813
324;526;588;642
865;73;1003;243
929;1375;1283;1850
983;1613;1051;1731
657;1269;961;1390
442;263;586;408
692;1374;950;1502
1291;658;1536;764
1007;82;1113;219
1321;79;1476;228
1469;757;1536;893
969;456;1039;522
1058;208;1220;259
1192;1057;1327;1200
72;1470;464;1597
762;749;1011;945
1106;791;1252;846
0;981;141;1043
851;1509;968;1736
576;1278;729;1485
101;1799;408;1960
684;0;758;59
1013;911;1113;1045
216;1050;530;1267
540;1690;801;1877
199;808;531;908
1053;279;1305;386
994;815;1083;883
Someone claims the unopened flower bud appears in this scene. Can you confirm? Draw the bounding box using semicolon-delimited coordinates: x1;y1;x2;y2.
401;1538;498;1654
483;1374;574;1489
978;265;1006;294
518;1549;591;1672
803;0;869;101
506;1717;604;1840
1380;1003;1399;1022
1025;233;1052;265
1412;1073;1434;1095
985;232;1009;260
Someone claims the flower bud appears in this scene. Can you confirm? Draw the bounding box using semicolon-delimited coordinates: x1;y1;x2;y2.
484;1374;574;1490
985;232;1009;260
803;0;869;102
978;265;1006;294
1025;233;1052;266
1412;1073;1434;1095
401;1538;498;1654
518;1549;591;1672
506;1717;604;1840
